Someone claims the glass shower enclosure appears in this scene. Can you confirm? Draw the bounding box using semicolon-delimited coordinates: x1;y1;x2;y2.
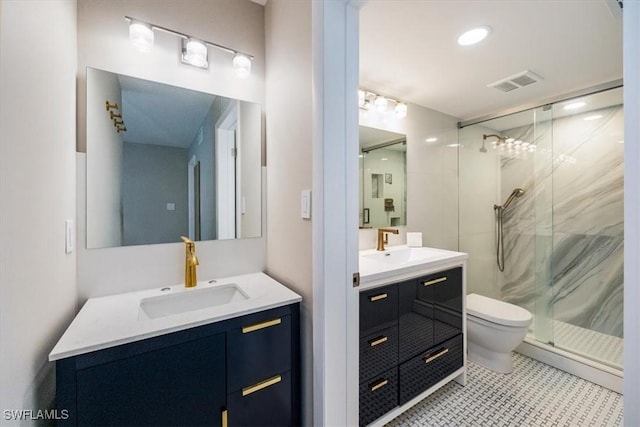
458;87;624;370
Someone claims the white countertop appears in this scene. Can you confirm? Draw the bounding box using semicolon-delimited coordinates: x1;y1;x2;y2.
49;272;301;361
359;245;468;290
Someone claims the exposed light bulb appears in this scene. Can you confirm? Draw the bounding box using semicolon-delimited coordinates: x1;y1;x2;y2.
395;102;408;118
374;95;388;112
182;38;208;68
233;53;252;79
129;20;154;52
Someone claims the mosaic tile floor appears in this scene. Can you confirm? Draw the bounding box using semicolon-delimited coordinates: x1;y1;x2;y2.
386;353;623;427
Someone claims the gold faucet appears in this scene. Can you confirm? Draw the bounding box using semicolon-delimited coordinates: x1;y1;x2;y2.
377;228;399;251
181;236;199;288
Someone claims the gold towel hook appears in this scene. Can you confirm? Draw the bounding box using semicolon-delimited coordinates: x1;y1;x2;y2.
116;126;127;133
105;101;119;111
113;119;124;126
110;111;122;119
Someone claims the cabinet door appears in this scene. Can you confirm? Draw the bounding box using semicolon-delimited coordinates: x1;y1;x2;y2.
76;334;226;426
398;277;434;362
432;267;463;345
227;371;292;426
227;314;291;393
360;284;398;335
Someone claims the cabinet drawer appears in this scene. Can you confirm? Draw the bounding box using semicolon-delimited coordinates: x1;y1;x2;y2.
359;367;398;427
360;284;398;334
360;325;398;383
227;314;291;393
227;371;292;427
399;334;463;405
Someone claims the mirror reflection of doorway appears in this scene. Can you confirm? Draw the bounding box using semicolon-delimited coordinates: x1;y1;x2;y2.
193;161;201;240
188;156;202;241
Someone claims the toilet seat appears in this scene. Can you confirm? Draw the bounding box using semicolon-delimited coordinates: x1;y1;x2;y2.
466;293;532;327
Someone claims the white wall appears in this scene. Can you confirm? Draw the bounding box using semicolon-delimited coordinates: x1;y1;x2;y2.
86;68;123;248
458;123;501;298
264;0;314;423
359;102;460;251
76;0;267;300
0;0;78;421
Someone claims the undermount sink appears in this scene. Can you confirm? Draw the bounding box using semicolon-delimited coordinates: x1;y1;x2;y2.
139;283;249;319
361;247;446;266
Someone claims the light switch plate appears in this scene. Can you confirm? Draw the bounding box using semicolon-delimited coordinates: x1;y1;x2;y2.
65;220;74;254
301;190;311;219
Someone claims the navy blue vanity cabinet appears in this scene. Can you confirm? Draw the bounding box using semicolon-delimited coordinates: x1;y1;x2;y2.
359;266;464;425
55;303;300;427
225;308;298;426
397;267;463;405
399;267;462;363
359;285;399;426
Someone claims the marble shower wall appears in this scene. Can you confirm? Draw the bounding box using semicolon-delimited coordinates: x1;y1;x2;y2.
501;102;624;338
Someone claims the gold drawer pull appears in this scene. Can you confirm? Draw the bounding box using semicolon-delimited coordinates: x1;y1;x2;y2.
369;293;388;302
369;336;388;347
422;277;447;286
242;375;282;396
369;378;388;392
424;348;449;364
242;318;282;334
222;409;228;427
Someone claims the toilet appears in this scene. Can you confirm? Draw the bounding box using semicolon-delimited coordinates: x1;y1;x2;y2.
466;293;532;374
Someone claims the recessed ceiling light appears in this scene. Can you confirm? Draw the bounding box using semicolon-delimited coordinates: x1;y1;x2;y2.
425;137;438;143
457;26;491;46
584;114;602;121
563;101;586;110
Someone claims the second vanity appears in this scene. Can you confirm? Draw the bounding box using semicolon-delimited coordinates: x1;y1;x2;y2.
49;273;301;427
358;245;468;426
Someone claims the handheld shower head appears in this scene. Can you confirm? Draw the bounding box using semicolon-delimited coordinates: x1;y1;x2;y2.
502;188;525;209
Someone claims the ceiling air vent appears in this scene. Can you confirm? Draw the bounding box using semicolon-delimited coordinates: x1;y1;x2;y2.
488;70;543;93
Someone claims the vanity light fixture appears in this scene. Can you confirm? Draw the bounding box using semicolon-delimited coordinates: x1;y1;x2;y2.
358;89;408;118
233;53;252;79
182;38;208;69
129;19;154;52
125;16;253;77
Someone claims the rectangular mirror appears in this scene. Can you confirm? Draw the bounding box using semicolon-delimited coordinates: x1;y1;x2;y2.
359;126;407;228
86;68;262;248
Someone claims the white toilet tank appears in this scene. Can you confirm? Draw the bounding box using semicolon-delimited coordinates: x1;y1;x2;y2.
466;293;532;327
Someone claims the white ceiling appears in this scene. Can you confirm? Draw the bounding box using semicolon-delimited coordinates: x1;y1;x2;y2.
360;0;623;121
118;74;215;149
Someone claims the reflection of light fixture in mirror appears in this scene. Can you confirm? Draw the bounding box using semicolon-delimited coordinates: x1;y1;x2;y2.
125;16;253;78
425;137;438;143
182;38;208;69
358;90;366;108
374;96;388;112
395;102;407;118
233;53;252;79
358;89;407;118
129;20;154;52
